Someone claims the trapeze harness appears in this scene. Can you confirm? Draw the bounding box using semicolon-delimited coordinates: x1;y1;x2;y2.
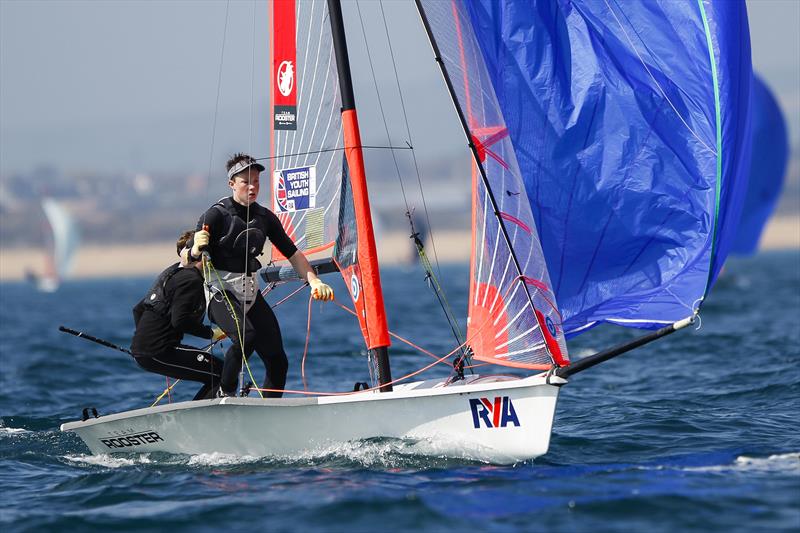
201;197;296;313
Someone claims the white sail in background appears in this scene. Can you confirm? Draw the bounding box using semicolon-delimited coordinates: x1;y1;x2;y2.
41;198;80;281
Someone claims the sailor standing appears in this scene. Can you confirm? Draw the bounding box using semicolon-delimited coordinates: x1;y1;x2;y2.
190;153;333;398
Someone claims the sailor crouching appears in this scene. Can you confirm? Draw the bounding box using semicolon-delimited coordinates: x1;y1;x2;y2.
130;231;226;400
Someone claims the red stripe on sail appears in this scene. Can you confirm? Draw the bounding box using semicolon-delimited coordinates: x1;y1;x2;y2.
273;0;296;109
271;1;298;253
499;212;531;234
521;276;548;291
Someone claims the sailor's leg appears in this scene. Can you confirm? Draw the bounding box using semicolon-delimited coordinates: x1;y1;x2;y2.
209;292;257;394
248;293;288;398
134;346;223;400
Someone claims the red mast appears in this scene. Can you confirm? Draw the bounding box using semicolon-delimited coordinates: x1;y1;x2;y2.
327;0;393;391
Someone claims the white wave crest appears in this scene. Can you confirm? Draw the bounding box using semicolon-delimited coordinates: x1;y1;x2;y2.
683;452;800;473
0;427;29;434
734;452;800;471
64;454;153;468
187;452;261;466
280;437;496;467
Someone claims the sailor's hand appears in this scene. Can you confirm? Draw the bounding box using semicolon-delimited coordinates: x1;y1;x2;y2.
191;230;210;258
309;278;334;301
211;327;227;342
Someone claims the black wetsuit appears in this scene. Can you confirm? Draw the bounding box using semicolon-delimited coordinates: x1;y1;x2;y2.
131;266;223;400
196;197;297;397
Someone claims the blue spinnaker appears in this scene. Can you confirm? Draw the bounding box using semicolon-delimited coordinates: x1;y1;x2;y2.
462;0;753;334
731;74;788;255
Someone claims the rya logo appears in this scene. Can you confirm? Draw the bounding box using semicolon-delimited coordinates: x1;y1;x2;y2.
277;60;294;97
469;396;520;429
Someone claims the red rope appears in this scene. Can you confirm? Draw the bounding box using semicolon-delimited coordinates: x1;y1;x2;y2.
250;275;559;397
252;297;504;397
301;295;313;391
333;300;448;364
270;282;308;308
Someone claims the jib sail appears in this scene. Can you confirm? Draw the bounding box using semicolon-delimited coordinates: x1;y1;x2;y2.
417;0;569;370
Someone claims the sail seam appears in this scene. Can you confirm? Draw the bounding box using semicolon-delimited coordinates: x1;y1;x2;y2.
604;0;715;155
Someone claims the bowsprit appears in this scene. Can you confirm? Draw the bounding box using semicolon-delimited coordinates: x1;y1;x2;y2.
469;396;521;429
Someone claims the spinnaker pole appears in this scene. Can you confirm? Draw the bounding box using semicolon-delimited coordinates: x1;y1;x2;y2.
555;316;695;378
327;0;393;391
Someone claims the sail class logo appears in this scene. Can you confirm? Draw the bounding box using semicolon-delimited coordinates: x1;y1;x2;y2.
469;396;520;428
277;60;295;97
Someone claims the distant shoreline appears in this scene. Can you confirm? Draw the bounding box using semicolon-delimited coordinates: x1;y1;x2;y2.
0;230;472;281
1;216;797;282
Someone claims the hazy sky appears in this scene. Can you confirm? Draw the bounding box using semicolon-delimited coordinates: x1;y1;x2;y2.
1;0;798;177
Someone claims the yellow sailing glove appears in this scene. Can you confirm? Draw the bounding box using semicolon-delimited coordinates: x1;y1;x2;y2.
309;278;334;301
211;327;227;342
191;230;210;259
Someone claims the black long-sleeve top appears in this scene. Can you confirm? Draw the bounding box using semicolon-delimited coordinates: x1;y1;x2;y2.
131;266;213;356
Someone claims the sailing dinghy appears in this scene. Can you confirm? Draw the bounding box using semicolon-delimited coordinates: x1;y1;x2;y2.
61;0;752;464
28;198;80;293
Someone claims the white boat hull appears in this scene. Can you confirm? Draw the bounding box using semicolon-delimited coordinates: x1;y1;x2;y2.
61;374;565;464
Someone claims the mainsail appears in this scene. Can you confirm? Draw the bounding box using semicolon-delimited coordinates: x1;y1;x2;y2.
731;74;788;255
269;0;390;363
269;0;343;264
423;0;753;335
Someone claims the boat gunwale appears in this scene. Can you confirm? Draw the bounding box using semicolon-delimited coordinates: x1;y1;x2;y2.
60;373;566;432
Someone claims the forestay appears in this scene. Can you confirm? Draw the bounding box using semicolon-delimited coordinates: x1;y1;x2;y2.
456;0;753;335
418;1;569;370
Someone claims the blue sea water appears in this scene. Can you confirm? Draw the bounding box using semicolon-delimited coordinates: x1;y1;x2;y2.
0;252;798;532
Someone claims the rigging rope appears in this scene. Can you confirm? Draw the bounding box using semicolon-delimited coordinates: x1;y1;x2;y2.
252;296;507;396
151;379;181;407
202;0;231;227
204;257;264;398
255;144;412;162
238;0;259;394
377;0;444;280
300;295;313;391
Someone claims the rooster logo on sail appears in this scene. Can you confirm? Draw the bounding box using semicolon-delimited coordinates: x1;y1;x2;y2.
277;60;294;97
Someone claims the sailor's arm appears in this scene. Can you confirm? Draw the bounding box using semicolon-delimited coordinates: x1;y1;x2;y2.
287;251;334;301
169;277;214;339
